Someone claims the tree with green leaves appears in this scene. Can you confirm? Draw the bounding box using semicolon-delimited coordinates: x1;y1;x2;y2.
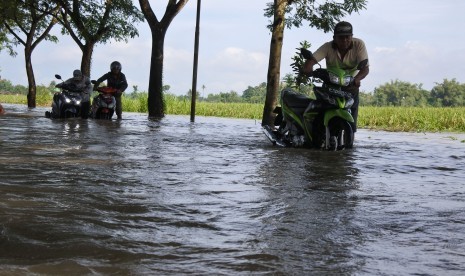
1;0;59;107
242;82;267;104
261;0;367;126
51;0;144;76
430;79;465;107
373;80;429;107
0;0;18;56
0;27;15;57
138;0;189;118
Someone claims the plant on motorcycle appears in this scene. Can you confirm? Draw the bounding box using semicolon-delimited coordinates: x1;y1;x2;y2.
290;40;313;88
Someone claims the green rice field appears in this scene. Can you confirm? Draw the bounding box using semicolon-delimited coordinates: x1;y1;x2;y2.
1;93;465;133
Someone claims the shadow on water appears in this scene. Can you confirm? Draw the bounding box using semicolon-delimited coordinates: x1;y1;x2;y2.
1;104;465;275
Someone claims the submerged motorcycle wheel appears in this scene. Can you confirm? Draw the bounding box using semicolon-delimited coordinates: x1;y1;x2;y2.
64;110;76;118
327;117;354;150
95;110;113;120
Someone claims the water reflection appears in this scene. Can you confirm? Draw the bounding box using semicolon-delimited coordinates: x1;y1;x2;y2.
254;149;363;273
1;104;465;274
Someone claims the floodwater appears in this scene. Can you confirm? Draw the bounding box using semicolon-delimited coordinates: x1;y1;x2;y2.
1;103;465;275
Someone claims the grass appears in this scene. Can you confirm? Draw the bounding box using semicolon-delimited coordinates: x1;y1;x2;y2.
359;106;465;132
2;93;465;133
123;94;263;119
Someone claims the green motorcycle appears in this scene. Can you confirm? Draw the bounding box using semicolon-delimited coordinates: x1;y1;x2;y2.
264;49;356;150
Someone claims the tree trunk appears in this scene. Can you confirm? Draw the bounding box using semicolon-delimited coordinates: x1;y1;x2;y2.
138;0;189;119
148;29;166;118
25;45;36;108
81;42;95;77
262;0;287;127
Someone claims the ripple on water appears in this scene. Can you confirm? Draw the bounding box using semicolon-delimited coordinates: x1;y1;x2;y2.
1;104;465;274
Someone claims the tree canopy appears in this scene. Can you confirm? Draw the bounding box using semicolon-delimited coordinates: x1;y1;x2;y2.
1;0;59;107
51;0;144;75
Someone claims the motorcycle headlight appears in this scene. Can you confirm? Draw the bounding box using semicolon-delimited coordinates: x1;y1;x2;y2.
341;76;353;86
65;98;71;103
75;100;81;105
329;72;339;85
329;72;353;86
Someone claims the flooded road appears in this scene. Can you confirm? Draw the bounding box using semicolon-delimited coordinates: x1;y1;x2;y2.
1;103;465;275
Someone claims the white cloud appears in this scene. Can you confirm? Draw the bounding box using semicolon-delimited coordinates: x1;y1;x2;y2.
374;47;396;54
210;47;266;71
1;0;465;95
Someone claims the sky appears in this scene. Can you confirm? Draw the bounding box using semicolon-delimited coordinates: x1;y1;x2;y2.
1;0;464;96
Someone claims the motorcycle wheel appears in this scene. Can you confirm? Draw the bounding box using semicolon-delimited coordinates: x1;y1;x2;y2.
328;117;354;150
64;111;76;118
273;106;283;127
311;115;325;149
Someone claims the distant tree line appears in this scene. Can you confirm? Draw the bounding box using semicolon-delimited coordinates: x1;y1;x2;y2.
359;79;465;107
182;77;465;107
2;76;465;107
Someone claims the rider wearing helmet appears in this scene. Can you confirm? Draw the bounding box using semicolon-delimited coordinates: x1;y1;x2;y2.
56;69;92;119
93;61;128;119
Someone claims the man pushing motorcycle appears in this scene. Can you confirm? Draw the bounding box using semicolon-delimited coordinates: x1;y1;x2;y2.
303;21;369;132
56;69;92;119
93;61;128;120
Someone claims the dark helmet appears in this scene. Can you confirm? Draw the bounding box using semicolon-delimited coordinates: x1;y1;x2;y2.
110;61;122;72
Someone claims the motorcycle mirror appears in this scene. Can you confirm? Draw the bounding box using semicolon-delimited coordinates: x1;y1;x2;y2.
357;59;368;70
300;48;314;60
55;74;62;80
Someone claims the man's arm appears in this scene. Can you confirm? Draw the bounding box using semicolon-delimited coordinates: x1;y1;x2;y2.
119;74;128;92
354;65;369;87
93;73;108;90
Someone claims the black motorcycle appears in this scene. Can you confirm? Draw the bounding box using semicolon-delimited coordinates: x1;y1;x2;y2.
45;74;82;119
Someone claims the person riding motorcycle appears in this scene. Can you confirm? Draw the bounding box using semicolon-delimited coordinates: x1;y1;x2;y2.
303;21;369;132
93;61;128;119
56;69;92;119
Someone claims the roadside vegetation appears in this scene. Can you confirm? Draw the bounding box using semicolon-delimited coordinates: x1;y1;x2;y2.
1;77;465;133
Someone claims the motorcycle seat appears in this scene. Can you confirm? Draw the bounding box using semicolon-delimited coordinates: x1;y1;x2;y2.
282;89;313;109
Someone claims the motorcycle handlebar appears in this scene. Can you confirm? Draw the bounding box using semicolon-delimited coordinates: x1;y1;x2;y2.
311;68;329;81
96;86;118;94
